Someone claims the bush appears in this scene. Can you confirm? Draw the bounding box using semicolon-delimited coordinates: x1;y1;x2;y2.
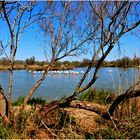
27;97;46;105
79;88;115;104
0;117;13;139
12;97;46;106
12;97;24;106
25;56;35;65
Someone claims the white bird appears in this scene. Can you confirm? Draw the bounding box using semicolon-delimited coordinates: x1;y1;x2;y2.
64;71;69;74
80;71;84;74
75;71;79;74
33;71;37;74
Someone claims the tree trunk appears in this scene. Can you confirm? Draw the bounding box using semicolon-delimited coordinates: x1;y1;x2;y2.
23;70;49;109
8;70;13;118
0;85;8;116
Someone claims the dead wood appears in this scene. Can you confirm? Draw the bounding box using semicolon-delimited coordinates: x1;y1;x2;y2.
38;81;140;123
39;99;115;121
108;81;140;116
69;100;107;118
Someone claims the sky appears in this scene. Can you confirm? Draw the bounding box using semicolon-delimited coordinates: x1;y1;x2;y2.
15;23;140;62
0;1;140;62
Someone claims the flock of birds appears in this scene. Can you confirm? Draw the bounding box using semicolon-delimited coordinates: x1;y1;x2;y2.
29;70;85;75
29;69;113;75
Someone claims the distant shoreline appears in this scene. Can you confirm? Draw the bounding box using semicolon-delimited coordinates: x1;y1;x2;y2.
0;64;74;71
0;64;139;71
0;56;139;71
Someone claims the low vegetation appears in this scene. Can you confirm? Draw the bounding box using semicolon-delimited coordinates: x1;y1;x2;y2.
12;97;46;106
79;88;115;105
0;90;140;139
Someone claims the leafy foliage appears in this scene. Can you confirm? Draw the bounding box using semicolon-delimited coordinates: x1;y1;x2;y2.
25;56;36;65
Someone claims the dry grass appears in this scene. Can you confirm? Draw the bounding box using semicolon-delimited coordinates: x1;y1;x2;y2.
0;97;140;139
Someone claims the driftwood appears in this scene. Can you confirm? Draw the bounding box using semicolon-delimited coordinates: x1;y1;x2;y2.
39;81;140;121
70;100;107;114
69;100;112;120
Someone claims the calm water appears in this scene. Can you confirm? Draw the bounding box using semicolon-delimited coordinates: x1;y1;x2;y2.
0;67;139;101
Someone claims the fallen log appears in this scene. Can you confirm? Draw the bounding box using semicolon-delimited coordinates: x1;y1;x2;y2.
69;100;108;118
39;81;140;121
68;100;118;122
108;81;140;116
39;99;114;121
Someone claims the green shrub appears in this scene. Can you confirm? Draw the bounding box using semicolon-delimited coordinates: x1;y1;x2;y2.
12;97;24;106
27;97;46;105
12;97;46;106
0;117;13;139
79;88;115;104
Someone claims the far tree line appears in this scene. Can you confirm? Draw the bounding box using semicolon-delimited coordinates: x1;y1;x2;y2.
0;56;139;68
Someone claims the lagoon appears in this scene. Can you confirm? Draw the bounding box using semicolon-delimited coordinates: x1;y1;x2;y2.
0;67;139;101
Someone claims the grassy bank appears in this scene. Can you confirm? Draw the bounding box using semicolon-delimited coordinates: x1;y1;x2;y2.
0;89;140;139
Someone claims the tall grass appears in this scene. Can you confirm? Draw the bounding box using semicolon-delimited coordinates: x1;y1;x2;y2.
12;97;46;106
94;107;140;139
79;88;115;105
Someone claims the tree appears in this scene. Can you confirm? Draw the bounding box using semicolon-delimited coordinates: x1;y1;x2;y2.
25;56;35;65
39;1;140;119
0;1;51;118
0;57;9;65
81;58;90;67
116;57;132;67
23;1;92;107
71;1;140;99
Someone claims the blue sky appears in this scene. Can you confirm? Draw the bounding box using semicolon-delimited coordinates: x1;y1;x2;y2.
0;2;140;62
15;25;140;62
1;21;140;62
